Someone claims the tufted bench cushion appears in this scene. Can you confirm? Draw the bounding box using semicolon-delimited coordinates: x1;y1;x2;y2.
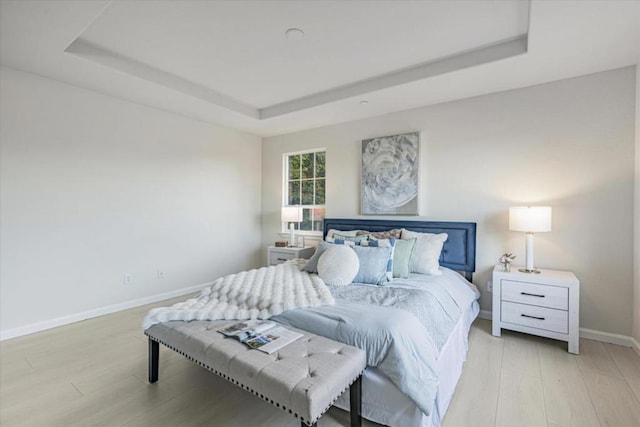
145;320;366;426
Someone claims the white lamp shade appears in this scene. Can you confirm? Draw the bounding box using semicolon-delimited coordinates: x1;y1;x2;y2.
281;206;302;223
509;206;552;233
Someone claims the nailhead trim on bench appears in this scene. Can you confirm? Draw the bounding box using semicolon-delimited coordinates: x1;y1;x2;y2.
145;331;365;426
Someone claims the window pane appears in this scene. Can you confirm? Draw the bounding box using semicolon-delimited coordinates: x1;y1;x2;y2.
315;179;325;205
289;155;300;180
301;153;314;179
291;207;325;232
301;208;312;231
315;151;325;178
288;181;300;205
312;207;326;232
301;180;314;205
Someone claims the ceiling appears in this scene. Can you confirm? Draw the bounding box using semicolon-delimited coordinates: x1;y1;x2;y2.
1;0;638;137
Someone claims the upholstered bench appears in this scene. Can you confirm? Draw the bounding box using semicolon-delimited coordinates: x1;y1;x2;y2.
145;320;367;427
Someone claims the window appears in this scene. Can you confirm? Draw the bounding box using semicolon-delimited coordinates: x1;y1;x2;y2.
283;149;326;233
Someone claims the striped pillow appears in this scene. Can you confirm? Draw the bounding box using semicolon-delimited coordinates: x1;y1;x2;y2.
326;233;369;245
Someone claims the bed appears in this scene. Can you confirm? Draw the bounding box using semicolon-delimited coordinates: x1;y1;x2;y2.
272;218;479;427
143;218;478;427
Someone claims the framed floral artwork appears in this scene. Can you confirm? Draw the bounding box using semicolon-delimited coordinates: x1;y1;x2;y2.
361;132;419;215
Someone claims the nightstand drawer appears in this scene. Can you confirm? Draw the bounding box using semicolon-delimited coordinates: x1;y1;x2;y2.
501;301;568;334
501;280;568;310
269;251;296;265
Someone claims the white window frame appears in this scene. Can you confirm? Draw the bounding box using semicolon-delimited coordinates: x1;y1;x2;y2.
282;148;326;236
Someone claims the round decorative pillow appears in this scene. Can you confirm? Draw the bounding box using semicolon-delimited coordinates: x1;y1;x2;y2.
317;245;359;286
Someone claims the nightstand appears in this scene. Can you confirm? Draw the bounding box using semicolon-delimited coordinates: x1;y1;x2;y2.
492;265;580;354
267;246;315;266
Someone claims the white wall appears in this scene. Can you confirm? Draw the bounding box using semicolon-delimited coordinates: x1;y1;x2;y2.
0;67;262;335
262;67;636;336
634;63;640;343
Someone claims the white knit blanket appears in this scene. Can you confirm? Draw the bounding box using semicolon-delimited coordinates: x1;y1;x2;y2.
143;261;334;330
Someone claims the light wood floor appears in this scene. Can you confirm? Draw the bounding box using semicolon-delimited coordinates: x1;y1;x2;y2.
1;296;639;427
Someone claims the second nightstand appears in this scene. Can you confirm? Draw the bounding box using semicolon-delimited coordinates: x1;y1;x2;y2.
267;246;315;266
492;265;580;354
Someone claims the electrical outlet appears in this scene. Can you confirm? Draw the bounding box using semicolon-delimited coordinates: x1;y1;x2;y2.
157;270;165;279
486;280;493;293
123;274;132;285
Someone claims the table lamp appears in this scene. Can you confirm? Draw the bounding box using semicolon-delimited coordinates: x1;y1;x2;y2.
509;206;552;274
281;206;302;247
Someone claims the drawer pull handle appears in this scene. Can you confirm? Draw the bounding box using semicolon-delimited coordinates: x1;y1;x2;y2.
521;314;545;321
277;258;288;261
521;292;545;298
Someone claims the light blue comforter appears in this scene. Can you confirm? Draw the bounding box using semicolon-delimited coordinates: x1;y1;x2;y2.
272;268;480;416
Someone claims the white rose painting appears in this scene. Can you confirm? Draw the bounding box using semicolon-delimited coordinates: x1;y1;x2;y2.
361;132;419;215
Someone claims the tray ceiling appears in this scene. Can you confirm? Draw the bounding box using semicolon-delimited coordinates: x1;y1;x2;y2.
1;1;638;136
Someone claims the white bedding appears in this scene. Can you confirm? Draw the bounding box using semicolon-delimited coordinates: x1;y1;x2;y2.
332;300;479;427
142;260;333;329
273;268;480;426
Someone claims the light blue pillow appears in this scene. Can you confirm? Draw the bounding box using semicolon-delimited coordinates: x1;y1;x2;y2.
362;238;395;281
351;245;394;285
302;241;332;273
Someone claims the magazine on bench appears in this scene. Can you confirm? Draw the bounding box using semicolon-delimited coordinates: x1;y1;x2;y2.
218;320;303;354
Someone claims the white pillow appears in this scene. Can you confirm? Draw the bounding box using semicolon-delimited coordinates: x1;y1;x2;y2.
401;229;448;275
317;245;359;286
325;229;359;240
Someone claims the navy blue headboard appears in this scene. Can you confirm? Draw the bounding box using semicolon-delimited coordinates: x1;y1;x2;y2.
322;218;476;281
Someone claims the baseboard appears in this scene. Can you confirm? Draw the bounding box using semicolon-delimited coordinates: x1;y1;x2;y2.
477;310;637;349
578;327;637;348
0;282;212;341
478;309;492;320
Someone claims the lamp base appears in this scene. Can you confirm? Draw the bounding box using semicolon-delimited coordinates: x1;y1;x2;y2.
288;222;296;247
518;268;541;274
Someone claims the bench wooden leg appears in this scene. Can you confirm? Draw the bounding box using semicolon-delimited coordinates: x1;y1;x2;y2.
350;375;362;427
149;338;159;383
